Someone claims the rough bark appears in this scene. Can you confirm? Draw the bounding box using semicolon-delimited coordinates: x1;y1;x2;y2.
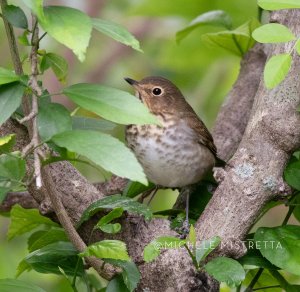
1;7;299;292
196;9;300;257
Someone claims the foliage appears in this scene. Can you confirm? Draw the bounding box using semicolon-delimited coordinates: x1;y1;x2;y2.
0;0;300;291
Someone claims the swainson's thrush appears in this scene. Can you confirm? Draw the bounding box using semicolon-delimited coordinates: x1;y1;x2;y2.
125;76;218;189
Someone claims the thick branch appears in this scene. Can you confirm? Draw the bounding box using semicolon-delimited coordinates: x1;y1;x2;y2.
196;9;300;258
213;44;266;161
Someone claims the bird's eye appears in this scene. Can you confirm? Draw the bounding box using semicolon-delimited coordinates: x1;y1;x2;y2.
152;87;162;96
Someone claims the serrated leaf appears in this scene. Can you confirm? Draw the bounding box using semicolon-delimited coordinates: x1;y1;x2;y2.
264;53;291;89
0;279;46;292
258;0;300;10
0;82;24;126
0;134;16;154
254;225;300;275
39;6;92;62
23;242;84;276
105;259;141;292
72;116;116;131
8;205;58;240
201;19;259;56
96;207;124;234
196;236;221;264
143;236;186;263
3;5;28;29
176;10;232;43
79;194;152;226
92;18;142;52
80;240;130;260
0;68;20;85
0;152;25;181
63;83;159;125
40;53;68;82
51;130;147;184
252;23;295;43
38;102;72;141
204;257;245;287
28;229;68;252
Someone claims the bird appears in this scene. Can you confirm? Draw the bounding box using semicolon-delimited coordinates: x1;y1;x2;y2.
124;76;221;230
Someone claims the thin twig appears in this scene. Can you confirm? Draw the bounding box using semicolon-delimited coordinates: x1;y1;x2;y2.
18;111;37;124
28;16;42;189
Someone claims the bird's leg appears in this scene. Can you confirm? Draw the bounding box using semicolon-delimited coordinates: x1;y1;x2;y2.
180;186;191;238
147;185;159;206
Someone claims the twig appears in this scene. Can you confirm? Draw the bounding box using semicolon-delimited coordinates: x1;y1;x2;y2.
42;169;115;280
28;16;42;189
18;111;37;124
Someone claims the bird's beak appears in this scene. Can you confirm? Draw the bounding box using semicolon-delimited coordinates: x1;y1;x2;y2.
124;77;139;88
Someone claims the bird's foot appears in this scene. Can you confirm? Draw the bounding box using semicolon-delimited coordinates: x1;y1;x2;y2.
179;219;190;239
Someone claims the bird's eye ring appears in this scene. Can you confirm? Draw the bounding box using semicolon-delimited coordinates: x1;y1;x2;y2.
152;87;162;96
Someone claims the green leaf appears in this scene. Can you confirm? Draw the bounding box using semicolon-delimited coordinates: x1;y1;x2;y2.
2;5;28;29
188;224;196;248
23;241;84;276
92;18;142;52
38;102;72;141
106;274;129;292
8;205;58;240
40;53;68;82
28;229;68;252
195;236;221;264
0;152;25;181
258;0;300;10
105;259;140;292
252;24;295;43
96;207;124;234
143;236;186;263
176;10;232;43
0;279;46;292
238;243;279;270
0;186;10;203
72;116;116;131
52;130;147;184
284;159;300;190
264;53;292;89
22;0;45;21
204;257;245;287
123;181;155;198
63;83;159;125
0;68;20;85
78;194;152;226
80;240;130;261
18;30;30;46
0;82;24;126
293;194;300;222
0;134;16;154
296;39;300;56
254;225;300;275
201;19;259;56
39;6;92;62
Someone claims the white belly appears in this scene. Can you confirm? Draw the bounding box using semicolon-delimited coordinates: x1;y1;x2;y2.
126;120;215;187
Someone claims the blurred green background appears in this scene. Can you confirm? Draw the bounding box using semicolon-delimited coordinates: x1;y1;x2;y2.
2;0;297;291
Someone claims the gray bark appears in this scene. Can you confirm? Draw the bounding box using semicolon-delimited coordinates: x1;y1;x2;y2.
1;8;299;292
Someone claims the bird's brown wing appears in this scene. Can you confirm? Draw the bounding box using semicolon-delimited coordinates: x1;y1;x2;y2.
180;109;217;157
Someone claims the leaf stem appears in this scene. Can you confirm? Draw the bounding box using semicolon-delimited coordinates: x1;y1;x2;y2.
183;243;199;270
245;268;264;292
253;285;281;291
71;256;81;291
